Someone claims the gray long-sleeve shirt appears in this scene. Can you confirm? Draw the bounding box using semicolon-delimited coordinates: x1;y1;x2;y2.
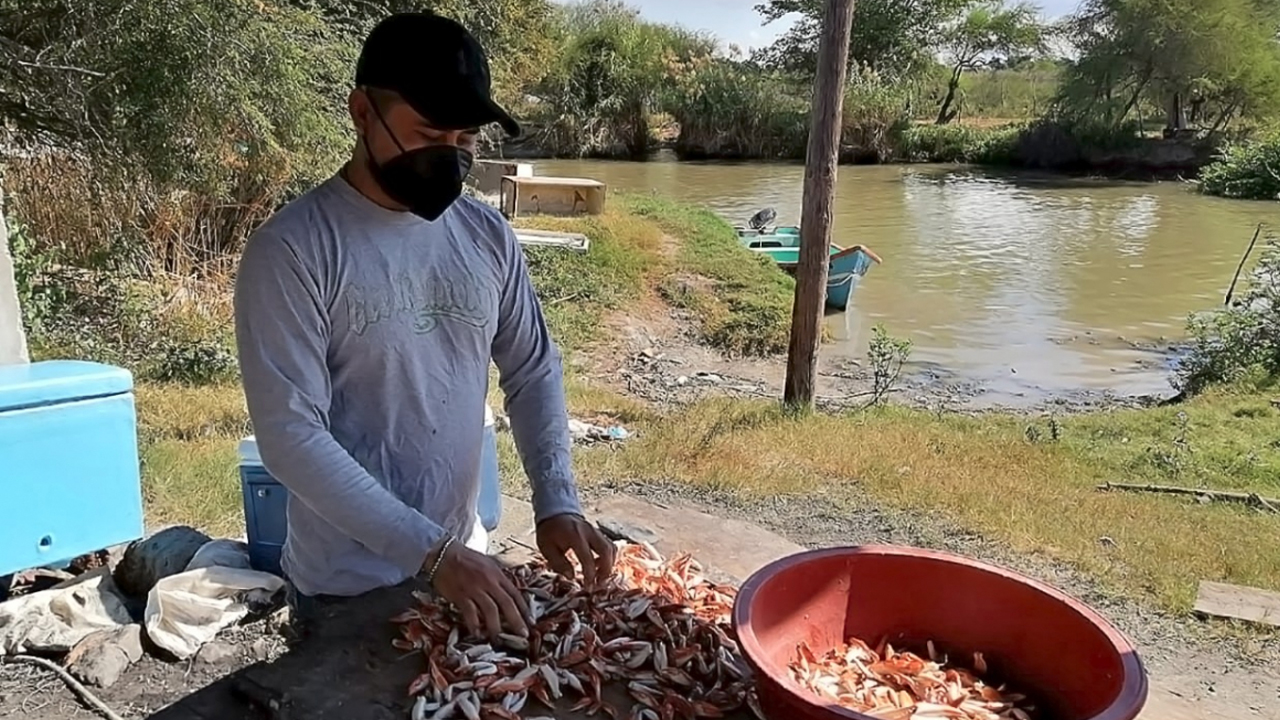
233;174;581;597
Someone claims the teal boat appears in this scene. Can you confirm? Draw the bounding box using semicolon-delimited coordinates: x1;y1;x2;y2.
735;221;881;312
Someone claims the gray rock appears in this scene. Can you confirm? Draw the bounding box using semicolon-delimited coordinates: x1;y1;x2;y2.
113;526;212;598
596;518;660;546
250;637;276;662
195;640;239;666
65;624;143;688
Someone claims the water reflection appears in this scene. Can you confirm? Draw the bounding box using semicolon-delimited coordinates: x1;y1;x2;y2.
533;159;1280;397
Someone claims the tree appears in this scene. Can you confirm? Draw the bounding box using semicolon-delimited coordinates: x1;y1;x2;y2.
934;1;1046;124
754;0;973;81
535;0;715;157
284;0;559;107
0;0;351;192
0;0;354;271
784;0;858;409
1056;0;1280;134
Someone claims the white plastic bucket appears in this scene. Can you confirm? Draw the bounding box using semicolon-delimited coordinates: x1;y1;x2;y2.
477;404;502;533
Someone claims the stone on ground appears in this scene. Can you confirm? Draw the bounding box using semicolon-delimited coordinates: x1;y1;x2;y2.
194;640;239;666
65;624;143;688
0;569;132;655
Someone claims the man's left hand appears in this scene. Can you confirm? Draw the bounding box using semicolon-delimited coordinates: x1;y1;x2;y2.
536;514;616;590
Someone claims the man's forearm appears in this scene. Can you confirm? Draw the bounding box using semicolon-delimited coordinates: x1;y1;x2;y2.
253;416;447;576
492;221;584;522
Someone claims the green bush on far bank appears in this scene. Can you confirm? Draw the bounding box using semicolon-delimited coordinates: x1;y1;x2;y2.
896;123;1022;164
668;60;809;161
1199;132;1280;201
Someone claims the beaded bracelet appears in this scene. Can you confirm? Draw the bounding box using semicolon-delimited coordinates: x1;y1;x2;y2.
426;536;455;587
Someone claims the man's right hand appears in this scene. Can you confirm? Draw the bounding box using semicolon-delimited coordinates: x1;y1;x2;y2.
425;541;531;639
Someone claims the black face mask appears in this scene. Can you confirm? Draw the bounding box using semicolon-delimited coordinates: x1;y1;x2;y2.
363;101;474;222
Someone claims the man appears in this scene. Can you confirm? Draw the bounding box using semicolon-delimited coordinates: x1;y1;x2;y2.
233;12;614;639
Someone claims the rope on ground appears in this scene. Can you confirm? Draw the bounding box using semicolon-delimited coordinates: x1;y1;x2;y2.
1;653;128;720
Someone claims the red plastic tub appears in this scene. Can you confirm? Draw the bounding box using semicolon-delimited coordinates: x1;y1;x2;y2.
732;546;1148;720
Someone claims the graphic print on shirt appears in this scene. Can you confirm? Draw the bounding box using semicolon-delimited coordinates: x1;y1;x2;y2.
343;271;492;337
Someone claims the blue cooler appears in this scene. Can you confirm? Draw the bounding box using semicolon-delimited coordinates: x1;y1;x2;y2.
0;360;144;578
238;407;502;576
238;436;288;576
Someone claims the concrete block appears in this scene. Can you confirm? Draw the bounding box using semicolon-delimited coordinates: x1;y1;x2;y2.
0;188;29;366
471;160;532;196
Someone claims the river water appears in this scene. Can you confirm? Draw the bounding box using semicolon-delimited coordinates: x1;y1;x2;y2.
533;157;1280;401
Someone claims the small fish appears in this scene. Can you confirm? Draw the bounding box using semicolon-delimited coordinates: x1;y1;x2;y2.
391;542;757;720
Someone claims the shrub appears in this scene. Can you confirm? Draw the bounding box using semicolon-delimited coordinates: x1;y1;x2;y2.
669;61;810;160
532;0;714;158
1199;132;1280;201
896;123;1022;164
1175;237;1280;395
2;0;352;276
841;75;914;163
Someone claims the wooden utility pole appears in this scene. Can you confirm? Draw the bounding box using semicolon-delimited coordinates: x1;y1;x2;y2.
783;0;857;408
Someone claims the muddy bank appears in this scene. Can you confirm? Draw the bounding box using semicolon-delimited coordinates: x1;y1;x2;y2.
580;300;1174;414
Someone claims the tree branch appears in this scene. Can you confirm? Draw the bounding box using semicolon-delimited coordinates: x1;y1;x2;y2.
13;59;105;76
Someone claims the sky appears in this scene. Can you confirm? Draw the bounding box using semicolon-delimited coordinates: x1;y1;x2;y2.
607;0;1086;53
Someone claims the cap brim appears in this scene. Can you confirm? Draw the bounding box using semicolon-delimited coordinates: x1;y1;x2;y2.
409;95;521;139
482;98;522;139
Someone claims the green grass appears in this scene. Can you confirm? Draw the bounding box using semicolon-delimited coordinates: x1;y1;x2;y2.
623;194;794;356
562;383;1280;613
514;207;664;351
135;384;249;536
140;376;1280;616
518;193;795;357
897;123;1024;164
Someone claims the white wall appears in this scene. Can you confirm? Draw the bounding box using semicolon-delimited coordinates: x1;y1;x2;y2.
0;187;30;365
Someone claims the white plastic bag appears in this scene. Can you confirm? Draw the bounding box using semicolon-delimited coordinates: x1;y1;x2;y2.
467;511;489;554
143;566;285;659
184;539;253;572
0;570;132;655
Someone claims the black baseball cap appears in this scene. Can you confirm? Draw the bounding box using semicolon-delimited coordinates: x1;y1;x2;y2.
355;12;521;138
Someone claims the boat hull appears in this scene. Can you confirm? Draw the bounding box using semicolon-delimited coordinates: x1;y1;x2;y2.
824;246;876;312
736;226;880;312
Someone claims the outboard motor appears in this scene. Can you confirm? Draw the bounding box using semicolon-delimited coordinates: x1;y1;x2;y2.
748;207;777;232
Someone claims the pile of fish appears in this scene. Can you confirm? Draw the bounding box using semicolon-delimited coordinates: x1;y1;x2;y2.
393;542;761;720
789;638;1036;720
